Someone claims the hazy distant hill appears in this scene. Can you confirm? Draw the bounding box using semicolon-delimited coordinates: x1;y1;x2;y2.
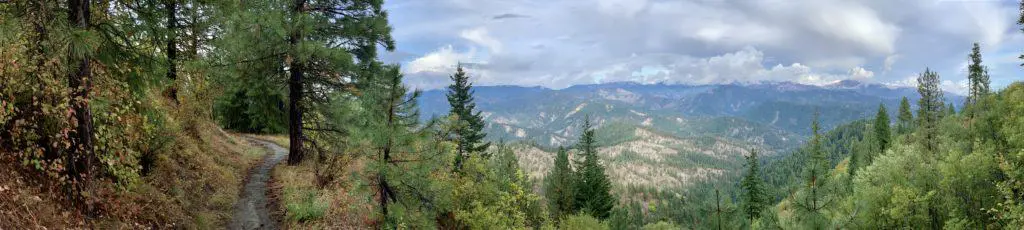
419;80;962;148
419;80;964;190
511;125;756;191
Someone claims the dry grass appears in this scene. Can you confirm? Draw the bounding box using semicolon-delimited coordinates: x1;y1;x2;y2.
0;157;88;229
514;127;747;190
245;134;290;148
269;139;374;229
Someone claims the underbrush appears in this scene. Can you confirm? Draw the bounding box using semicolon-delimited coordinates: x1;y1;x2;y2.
0;91;267;228
268;142;374;229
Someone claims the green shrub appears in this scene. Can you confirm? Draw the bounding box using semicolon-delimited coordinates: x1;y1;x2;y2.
641;221;681;230
286;190;328;222
560;214;608;230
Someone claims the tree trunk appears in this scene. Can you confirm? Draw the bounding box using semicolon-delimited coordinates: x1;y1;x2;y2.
287;60;303;165
67;0;96;215
165;0;178;103
286;0;306;165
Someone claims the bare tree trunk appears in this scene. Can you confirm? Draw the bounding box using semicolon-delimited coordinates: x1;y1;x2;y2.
67;0;96;216
286;0;306;165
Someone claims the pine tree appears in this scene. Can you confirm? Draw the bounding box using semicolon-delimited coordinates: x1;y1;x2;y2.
793;110;832;228
573;116;615;219
897;96;914;135
741;149;767;222
966;42;991;108
947;103;956;117
916;68;944;153
272;0;394;165
874;103;891;151
447;64;490;171
363;64;424;226
113;0;217;103
544;146;576;221
213;1;289;134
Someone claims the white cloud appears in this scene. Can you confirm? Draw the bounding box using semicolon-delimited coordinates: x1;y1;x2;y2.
883;74;969;95
942;79;969;95
460;27;503;54
848;67;875;80
386;0;1021;90
800;1;899;55
597;0;648;18
883;54;900;72
404;45;479;74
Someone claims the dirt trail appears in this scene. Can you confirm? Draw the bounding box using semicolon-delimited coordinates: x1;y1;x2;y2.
229;139;287;230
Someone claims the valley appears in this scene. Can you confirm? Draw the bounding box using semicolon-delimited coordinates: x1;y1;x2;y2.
420;80;964;193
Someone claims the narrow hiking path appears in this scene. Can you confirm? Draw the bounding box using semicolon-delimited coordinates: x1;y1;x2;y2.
229;138;287;230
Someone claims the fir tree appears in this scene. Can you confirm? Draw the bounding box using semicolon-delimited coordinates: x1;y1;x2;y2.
874;103;891;152
447;64;490;171
916;68;944;153
544;146;576;221
897;96;914;135
573;116;615;219
741;149;767;222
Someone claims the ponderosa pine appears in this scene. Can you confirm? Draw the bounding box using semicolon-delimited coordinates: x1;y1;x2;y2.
916;69;943;154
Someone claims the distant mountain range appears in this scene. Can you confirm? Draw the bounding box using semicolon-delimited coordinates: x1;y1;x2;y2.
418;80;963;190
419;80;962;149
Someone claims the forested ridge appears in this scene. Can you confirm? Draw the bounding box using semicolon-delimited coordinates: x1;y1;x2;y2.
2;0;1024;229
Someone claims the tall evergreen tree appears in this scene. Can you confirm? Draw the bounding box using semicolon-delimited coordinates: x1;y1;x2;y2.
916;68;944;153
447;64;490;171
275;0;394;165
573;116;615;219
285;0;306;165
544;147;576;221
363;64;424;226
793;111;832;228
741;149;767;223
874;103;891;151
897;96;914;135
966;42;991;108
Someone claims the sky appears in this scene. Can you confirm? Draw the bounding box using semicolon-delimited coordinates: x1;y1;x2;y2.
382;0;1024;94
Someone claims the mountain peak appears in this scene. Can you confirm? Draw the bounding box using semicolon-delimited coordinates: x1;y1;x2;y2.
825;79;865;89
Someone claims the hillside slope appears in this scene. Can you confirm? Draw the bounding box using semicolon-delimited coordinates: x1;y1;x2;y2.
514;126;759;191
419;81;964;148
